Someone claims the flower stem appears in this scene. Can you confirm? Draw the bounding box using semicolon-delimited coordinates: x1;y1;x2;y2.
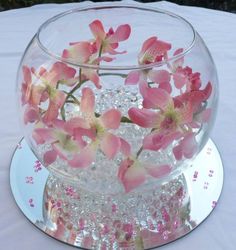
98;44;103;58
136;146;143;159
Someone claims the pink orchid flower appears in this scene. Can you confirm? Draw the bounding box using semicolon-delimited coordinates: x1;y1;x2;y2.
168;48;202;91
21;66;43;106
118;157;171;193
32;121;83;166
65;87;125;168
89;19;131;55
128;88;193;151
125;36;172;93
62;41;114;89
24;62;77;124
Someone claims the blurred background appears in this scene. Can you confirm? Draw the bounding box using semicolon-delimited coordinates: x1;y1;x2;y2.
0;0;236;12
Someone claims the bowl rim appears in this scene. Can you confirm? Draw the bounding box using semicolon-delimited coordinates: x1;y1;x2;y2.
36;3;196;71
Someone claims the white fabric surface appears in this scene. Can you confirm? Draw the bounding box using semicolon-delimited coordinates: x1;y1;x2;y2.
0;1;235;249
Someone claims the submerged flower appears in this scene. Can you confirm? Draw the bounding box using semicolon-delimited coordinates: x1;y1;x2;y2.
62;20;131;89
21;66;42;106
89;19;131;55
125;36;172;93
32;120;82;166
65;87;125;168
118;157;171;193
21;62;78;124
169;48;202;92
138;36;171;65
128;88;193;151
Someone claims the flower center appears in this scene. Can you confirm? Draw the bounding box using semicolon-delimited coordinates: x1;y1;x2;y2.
161;108;180;130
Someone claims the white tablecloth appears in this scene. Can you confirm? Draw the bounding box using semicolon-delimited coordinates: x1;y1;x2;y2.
0;1;235;249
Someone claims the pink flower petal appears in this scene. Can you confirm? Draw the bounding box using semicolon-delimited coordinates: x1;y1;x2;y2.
30;85;46;106
100;109;121;129
154;39;172;55
145;164;171;178
62;42;93;63
173;48;184;69
43;100;62;124
140;37;157;55
173;133;198;160
96;56;114;63
152;131;181;149
108;24;131;43
83;69;101;89
120;138;131;157
125;70;141;85
43;149;57;166
128;107;160;128
143;131;181;151
52;144;69;161
180;102;193;124
80;87;95;114
202;81;212;100
159;82;172;94
24;106;39;124
106;46;126;55
68;145;96;168
48;62;76;86
121;162;146;193
89;20;106;39
100;133;121;159
139;38;171;64
173;144;182;161
196;108;212;123
118;158;133;181
64;117;90;134
73;127;96;143
52;119;66;130
53;90;66;108
181;133;198;159
173;72;188;89
23;65;32;83
148;70;170;84
143;133;162;151
142;87;171;110
32;128;54;144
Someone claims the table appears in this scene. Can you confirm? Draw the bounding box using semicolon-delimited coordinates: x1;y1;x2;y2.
0;1;235;249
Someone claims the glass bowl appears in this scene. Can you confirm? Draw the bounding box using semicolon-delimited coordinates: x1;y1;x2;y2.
17;5;218;194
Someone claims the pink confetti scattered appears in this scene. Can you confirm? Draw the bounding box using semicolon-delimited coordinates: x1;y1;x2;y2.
206;147;212;155
192;171;198;181
212;201;217;208
34;160;42;172
29;198;34;207
203;181;209;189
25;176;34;184
208;169;214;177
